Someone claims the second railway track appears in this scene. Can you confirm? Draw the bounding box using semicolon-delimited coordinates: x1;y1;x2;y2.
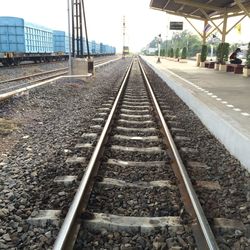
0;56;120;101
53;58;218;249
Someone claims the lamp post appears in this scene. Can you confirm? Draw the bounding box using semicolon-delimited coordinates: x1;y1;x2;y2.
67;0;72;75
157;34;162;63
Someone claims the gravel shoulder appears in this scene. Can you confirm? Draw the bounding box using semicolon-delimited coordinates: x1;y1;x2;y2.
0;58;131;249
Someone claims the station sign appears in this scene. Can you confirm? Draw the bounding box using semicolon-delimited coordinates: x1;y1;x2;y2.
169;22;183;30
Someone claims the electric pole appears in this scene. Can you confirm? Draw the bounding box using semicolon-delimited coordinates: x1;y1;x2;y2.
123;16;126;59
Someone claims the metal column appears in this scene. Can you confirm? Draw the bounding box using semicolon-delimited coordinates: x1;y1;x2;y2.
72;0;84;57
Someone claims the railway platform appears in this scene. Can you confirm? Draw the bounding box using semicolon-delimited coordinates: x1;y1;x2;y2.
142;55;250;172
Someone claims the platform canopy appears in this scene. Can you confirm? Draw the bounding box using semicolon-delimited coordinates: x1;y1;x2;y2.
150;0;250;43
150;0;250;20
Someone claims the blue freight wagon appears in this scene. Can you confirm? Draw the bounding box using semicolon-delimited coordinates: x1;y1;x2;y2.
25;21;53;53
53;30;66;53
0;17;25;54
0;16;116;65
0;16;67;65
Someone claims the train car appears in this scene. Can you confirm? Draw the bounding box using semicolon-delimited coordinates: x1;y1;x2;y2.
25;21;53;53
0;17;68;65
95;42;101;55
0;17;26;65
0;16;116;66
53;30;66;53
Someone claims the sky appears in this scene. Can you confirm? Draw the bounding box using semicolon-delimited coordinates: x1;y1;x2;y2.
0;0;249;52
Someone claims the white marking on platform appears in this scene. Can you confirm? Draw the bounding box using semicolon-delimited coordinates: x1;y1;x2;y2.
241;112;250;116
226;104;234;108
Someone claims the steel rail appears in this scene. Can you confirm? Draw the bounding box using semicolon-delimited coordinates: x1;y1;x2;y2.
0;57;119;85
138;59;219;250
53;59;134;250
0;71;69;94
0;58;121;102
0;67;68;85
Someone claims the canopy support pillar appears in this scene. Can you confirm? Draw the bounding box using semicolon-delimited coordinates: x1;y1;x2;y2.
221;13;228;43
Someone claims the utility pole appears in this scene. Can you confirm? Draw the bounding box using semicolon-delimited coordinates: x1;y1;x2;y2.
157;34;162;63
122;16;126;59
67;0;72;75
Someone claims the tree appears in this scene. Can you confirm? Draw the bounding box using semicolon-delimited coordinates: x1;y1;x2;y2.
246;42;250;68
201;45;208;62
181;47;187;59
170;48;174;58
175;48;180;58
144;30;202;58
216;43;229;64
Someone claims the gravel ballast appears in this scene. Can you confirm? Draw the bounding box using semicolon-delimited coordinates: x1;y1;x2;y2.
0;57;249;249
0;58;131;249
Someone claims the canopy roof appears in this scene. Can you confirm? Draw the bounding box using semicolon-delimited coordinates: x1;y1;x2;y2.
150;0;250;20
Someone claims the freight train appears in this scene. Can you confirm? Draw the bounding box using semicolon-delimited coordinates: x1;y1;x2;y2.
0;16;116;66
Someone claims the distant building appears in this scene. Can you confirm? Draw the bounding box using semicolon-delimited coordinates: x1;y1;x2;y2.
123;46;129;55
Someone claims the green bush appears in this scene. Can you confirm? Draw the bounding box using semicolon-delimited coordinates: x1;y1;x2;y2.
167;49;171;57
216;43;222;63
246;42;250;68
175;48;180;58
170;48;174;58
181;47;187;59
201;44;208;62
161;49;166;56
216;43;229;64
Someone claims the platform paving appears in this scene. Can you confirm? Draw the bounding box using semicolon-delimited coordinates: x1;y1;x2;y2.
142;56;250;171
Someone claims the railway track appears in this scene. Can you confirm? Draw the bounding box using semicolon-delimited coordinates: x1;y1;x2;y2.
0;68;68;95
0;56;120;101
53;58;218;249
0;55;118;69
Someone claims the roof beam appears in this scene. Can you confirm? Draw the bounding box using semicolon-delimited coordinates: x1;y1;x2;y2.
211;11;245;19
173;0;224;12
234;0;250;18
200;9;222;34
159;8;204;20
185;17;203;38
162;0;171;10
226;15;246;34
205;20;223;38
